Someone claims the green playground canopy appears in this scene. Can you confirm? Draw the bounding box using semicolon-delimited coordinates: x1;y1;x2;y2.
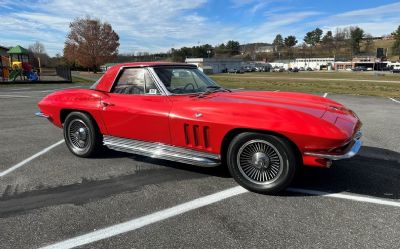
7;45;29;55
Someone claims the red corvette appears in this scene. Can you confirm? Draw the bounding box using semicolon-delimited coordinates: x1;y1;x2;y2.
37;62;362;193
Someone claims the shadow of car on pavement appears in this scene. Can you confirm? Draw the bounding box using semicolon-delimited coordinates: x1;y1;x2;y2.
290;146;400;200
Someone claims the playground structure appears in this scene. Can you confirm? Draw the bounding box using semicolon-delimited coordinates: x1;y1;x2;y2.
1;44;72;84
6;45;38;82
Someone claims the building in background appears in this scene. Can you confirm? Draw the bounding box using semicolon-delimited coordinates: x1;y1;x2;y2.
334;61;353;70
255;45;274;53
295;58;335;70
185;58;243;74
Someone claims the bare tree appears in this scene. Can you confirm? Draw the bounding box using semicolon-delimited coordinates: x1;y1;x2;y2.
29;41;49;67
64;17;120;72
29;41;46;54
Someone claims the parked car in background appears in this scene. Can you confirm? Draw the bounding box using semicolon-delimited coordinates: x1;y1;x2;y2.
243;66;252;72
352;66;367;71
306;67;313;71
36;62;362;194
273;67;285;72
228;68;245;74
392;65;400;73
292;68;299;73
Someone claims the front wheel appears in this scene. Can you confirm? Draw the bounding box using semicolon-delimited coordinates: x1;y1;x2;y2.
63;112;103;157
227;132;299;194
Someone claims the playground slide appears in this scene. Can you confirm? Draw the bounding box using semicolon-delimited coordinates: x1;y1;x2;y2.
26;71;39;81
9;70;20;81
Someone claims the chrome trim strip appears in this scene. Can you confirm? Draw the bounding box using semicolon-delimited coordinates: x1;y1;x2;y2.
304;131;363;160
103;136;220;167
147;67;170;96
35;112;50;119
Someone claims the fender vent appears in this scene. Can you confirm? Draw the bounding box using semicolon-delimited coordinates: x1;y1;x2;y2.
184;124;211;149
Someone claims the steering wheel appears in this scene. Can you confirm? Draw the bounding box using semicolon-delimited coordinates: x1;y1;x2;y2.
183;83;195;92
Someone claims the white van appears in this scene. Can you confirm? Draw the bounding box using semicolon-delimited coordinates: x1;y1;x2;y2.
393;64;400;73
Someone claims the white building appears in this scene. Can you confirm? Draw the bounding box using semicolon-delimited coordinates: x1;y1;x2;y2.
295;58;335;70
185;58;243;74
255;45;274;53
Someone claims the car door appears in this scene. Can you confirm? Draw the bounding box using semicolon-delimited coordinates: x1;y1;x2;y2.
99;67;172;144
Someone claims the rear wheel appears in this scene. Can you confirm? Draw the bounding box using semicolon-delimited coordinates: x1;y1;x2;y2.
63;112;103;157
227;132;298;194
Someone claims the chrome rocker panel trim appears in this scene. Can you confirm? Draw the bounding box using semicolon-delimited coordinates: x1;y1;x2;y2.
103;136;220;167
304;131;363;160
35;112;50;119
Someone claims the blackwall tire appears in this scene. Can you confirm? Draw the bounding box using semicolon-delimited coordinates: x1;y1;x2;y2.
63;112;103;158
227;132;299;194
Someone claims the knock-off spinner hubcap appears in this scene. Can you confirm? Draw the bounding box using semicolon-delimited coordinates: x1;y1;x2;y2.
67;119;90;151
237;140;284;184
251;152;270;169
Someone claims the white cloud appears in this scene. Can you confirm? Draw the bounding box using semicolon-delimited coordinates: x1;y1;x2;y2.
234;11;321;43
1;1;399;56
0;0;211;55
312;2;400;36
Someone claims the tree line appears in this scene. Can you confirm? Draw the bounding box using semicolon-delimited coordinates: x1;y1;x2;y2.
23;16;400;72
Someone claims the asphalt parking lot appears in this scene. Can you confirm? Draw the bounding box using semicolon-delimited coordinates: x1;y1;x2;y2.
0;86;399;249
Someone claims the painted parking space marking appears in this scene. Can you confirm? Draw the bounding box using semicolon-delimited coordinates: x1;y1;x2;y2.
0;139;64;177
40;86;83;93
39;185;400;249
39;186;248;249
0;86;84;94
288;188;400;208
389;97;400;104
0;94;31;98
5;87;32;91
323;92;328;98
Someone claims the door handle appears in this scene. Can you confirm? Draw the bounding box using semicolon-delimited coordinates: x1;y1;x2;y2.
100;101;115;107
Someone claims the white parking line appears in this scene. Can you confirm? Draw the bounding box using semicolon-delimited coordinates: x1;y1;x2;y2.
389;97;400;104
0;140;64;177
39;185;400;249
40;86;83;93
0;94;30;98
7;87;31;91
323;92;328;98
287;188;400;208
39;186;248;249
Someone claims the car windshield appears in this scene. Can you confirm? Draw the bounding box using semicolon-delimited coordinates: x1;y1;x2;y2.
153;67;222;94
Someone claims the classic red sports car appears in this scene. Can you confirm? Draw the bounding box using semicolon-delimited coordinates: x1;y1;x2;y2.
37;62;362;193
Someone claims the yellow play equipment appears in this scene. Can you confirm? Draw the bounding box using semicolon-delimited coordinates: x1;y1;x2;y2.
12;61;22;69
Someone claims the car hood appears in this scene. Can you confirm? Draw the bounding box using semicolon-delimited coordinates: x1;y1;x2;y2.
208;90;343;118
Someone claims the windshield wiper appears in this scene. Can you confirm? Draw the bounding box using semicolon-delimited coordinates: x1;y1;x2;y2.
196;86;231;98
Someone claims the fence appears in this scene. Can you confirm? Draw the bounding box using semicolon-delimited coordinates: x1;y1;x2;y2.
55;67;72;81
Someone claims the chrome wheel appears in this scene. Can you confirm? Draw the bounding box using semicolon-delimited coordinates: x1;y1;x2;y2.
237;139;284;185
66;119;91;153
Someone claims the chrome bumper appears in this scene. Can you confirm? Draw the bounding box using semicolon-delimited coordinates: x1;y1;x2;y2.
35;112;50;119
304;131;363;160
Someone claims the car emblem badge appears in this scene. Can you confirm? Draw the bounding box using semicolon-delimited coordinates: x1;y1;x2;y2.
195;113;203;118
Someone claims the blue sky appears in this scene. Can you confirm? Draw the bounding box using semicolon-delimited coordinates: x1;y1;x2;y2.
1;0;400;56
